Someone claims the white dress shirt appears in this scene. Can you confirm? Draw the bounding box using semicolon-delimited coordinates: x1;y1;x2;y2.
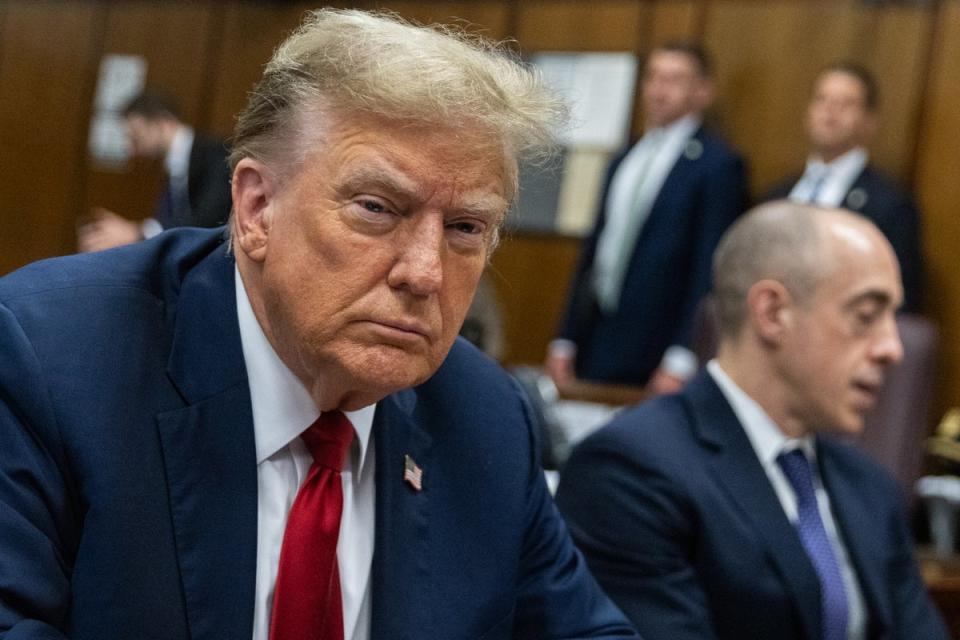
236;268;375;640
142;126;196;239
789;146;869;208
593;113;702;310
707;361;867;640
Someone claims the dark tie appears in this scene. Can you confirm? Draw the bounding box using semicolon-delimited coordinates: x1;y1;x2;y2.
154;179;175;229
269;411;354;640
777;449;848;640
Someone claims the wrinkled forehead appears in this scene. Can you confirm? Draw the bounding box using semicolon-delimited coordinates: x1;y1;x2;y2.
296;105;518;199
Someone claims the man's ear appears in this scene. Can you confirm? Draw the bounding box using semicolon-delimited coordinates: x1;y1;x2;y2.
747;279;793;346
231;158;277;263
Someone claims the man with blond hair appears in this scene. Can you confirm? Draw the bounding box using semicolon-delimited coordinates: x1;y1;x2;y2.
558;201;946;639
0;9;638;639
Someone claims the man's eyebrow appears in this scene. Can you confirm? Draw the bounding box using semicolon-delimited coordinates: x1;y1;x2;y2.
459;193;510;222
339;163;420;198
845;289;895;310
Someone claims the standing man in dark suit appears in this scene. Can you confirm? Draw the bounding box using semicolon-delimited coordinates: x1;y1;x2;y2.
546;42;748;393
557;201;947;640
762;62;923;312
0;10;638;640
77;90;233;252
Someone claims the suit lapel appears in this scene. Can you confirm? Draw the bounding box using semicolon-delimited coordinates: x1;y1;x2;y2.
369;389;434;640
686;373;822;639
156;243;259;640
818;442;891;637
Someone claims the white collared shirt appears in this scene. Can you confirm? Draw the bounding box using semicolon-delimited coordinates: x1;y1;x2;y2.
164;125;194;186
593;113;703;298
789;146;869;208
707;360;867;640
236;268;375;640
142;126;197;239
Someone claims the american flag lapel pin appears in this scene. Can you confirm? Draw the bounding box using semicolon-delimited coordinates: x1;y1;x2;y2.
403;454;423;491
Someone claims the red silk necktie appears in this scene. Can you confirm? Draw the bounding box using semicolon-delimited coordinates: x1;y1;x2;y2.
269;411;355;640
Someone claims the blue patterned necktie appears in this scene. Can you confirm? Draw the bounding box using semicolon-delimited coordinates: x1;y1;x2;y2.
777;449;848;640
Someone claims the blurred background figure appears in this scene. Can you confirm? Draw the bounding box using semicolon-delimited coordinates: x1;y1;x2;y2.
77;90;232;252
761;62;923;313
546;42;748;395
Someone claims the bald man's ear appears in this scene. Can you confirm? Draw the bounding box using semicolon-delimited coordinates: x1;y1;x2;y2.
747;279;793;346
231;158;277;263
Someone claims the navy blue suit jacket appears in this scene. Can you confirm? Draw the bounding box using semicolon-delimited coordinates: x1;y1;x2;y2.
558;127;748;385
556;372;947;640
0;228;637;640
762;165;923;313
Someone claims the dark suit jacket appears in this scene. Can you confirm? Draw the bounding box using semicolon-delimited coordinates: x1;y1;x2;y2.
0;228;637;640
160;134;233;230
556;372;947;640
557;127;748;385
762;165;923;313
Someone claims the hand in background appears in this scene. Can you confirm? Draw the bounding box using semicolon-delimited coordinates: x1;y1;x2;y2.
77;207;143;253
545;351;576;386
646;366;686;396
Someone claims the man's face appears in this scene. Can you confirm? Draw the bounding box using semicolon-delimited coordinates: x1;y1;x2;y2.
778;223;904;435
236;112;508;410
642;50;709;128
125;115;167;158
805;71;875;160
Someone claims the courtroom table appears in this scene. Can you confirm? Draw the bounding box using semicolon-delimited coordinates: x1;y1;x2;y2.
919;549;960;637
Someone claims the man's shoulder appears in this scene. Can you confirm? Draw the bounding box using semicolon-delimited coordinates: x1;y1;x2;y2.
0;227;226;309
574;392;700;469
418;338;523;409
854;165;915;205
693;126;744;164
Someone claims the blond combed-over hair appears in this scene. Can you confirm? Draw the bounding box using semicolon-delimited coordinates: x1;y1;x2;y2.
229;8;567;197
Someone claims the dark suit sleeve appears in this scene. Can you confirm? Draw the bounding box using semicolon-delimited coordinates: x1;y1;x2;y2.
510;381;640;639
671;153;748;349
0;304;74;638
556;427;717;640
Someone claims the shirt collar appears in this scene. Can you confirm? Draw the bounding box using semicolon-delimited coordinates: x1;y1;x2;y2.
706;360;815;465
165;125;195;180
646;112;702;145
234;267;375;472
804;146;868;183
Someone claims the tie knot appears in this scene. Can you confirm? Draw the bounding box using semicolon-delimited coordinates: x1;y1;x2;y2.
777;448;817;504
301;411;354;472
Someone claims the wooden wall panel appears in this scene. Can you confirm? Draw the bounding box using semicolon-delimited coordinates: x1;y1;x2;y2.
0;1;99;273
515;1;647;52
914;0;960;412
81;2;218;226
488;233;582;365
204;2;317;139
360;1;510;38
704;0;929;192
648;0;702;45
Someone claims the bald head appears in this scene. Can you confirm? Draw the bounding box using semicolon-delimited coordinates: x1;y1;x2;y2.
712;201;898;340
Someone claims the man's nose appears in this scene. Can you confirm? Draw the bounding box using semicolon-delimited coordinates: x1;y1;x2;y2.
387;214;444;296
874;314;904;366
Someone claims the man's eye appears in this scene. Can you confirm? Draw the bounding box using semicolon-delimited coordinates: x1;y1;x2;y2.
360;200;387;213
450;221;482;235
